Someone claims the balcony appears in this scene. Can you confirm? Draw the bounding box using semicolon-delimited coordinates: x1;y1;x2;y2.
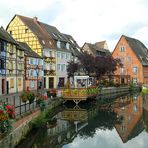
44;57;56;63
44;69;56;76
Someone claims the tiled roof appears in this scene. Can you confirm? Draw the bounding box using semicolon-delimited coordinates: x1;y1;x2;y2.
16;15;55;48
15;14;81;55
62;33;81;56
18;42;42;58
124;35;148;66
0;26;17;44
84;42;111;56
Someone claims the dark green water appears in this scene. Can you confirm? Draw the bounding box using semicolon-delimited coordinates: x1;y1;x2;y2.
17;92;148;148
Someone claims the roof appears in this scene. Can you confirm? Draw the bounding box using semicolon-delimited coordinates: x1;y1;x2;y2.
82;42;111;56
18;42;42;58
62;33;81;56
0;26;17;44
40;22;68;42
14;15;55;48
95;40;108;49
123;35;148;66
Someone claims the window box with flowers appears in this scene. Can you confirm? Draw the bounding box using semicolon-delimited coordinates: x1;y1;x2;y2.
0;99;15;137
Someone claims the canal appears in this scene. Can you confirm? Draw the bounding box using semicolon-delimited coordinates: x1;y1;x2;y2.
16;92;148;148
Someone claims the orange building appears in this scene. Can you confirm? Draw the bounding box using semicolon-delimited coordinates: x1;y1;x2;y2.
112;35;148;84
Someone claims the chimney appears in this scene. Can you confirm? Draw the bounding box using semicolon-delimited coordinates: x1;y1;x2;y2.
33;17;38;22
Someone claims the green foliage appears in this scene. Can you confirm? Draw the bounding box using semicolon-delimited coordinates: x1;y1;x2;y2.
20;91;35;103
30;111;48;128
20;92;28;102
142;88;148;94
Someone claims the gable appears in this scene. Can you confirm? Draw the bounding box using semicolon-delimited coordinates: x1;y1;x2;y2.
7;15;42;56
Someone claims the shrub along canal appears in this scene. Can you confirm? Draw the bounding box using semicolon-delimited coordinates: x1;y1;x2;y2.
16;92;148;148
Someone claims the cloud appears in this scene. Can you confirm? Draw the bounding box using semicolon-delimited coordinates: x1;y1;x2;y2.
1;0;148;51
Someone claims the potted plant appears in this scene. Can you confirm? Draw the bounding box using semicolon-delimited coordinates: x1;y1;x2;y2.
20;92;28;102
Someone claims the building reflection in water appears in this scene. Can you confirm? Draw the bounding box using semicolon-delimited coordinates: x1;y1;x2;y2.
22;93;146;148
114;93;144;143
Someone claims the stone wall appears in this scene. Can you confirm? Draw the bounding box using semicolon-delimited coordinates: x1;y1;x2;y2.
0;109;40;148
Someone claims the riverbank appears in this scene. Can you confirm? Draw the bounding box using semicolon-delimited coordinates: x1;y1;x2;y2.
0;98;63;147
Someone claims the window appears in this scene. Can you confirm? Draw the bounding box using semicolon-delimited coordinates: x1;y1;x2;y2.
127;56;131;62
9;31;12;35
57;52;60;58
0;59;4;69
120;46;125;52
18;78;22;87
49;51;52;57
25;28;28;33
61;64;65;71
133;78;137;83
133;67;138;73
30;58;34;65
61;53;65;59
0;41;4;51
30;80;35;88
57;64;60;71
57;41;61;48
66;43;70;49
66;53;70;59
10;78;14;88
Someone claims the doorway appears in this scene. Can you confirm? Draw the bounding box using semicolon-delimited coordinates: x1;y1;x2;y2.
49;77;54;88
58;77;65;87
6;81;9;94
2;79;5;94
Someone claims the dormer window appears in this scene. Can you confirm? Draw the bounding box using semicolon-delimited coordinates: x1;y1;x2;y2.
57;41;61;48
42;40;45;45
66;43;70;49
120;46;125;52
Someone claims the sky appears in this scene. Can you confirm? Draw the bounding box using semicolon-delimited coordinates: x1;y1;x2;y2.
0;0;148;51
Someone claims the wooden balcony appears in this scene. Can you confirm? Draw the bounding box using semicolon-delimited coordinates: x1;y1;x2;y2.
62;87;99;104
61;108;88;121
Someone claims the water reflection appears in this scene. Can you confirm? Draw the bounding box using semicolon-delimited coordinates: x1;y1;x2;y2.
18;93;148;148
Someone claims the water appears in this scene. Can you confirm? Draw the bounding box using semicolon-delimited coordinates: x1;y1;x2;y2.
17;92;148;148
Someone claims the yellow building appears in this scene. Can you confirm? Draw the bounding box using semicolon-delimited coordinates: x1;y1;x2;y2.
7;14;57;89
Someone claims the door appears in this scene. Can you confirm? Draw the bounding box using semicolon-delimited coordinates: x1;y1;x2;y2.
49;77;54;88
6;81;9;94
2;79;5;94
44;77;46;88
58;77;65;87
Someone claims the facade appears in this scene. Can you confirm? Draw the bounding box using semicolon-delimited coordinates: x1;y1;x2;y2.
81;41;111;57
0;27;24;95
112;35;148;84
19;42;43;91
0;27;7;95
7;14;81;88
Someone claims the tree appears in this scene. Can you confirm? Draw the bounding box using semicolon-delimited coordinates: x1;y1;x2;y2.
67;61;79;78
78;52;96;75
67;52;122;82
